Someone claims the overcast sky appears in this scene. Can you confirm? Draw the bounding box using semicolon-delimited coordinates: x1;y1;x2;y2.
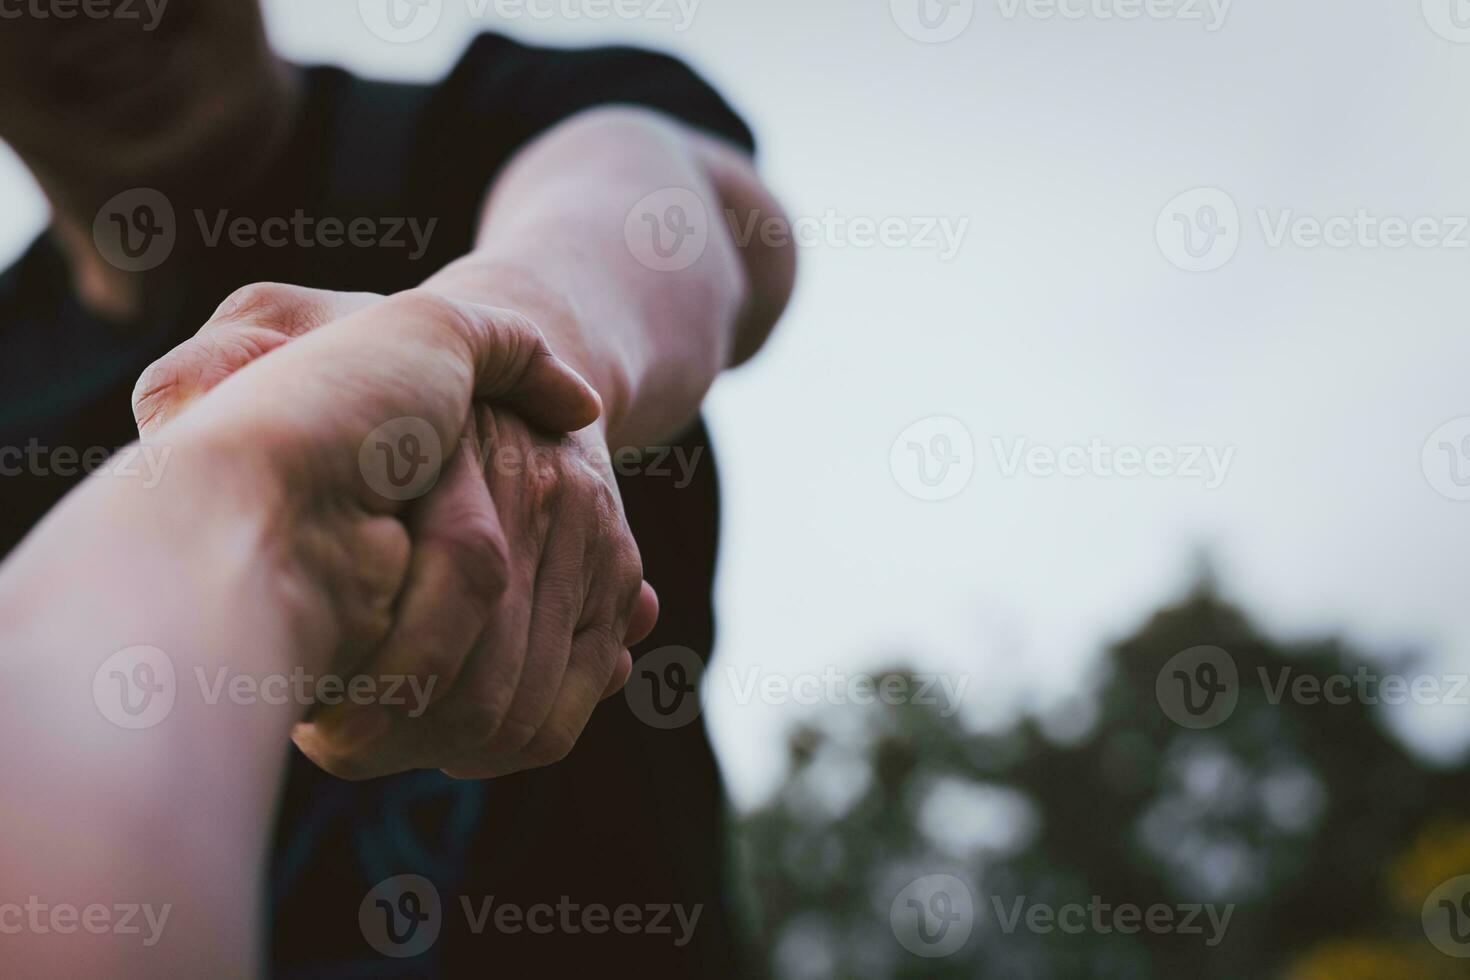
5;0;1470;808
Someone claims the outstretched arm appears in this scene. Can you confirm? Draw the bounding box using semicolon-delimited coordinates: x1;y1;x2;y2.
0;293;597;977
431;104;798;446
132;106;796;779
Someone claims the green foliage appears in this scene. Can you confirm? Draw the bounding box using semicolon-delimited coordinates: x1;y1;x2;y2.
734;584;1470;979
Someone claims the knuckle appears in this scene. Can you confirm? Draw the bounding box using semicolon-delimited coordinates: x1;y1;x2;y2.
436;696;511;753
521;725;577;768
131;351;190;428
617;537;644;583
485;715;539;755
212;282;313;328
432;519;509;611
484;308;547;389
402;650;463;700
386;288;473;340
587;468;621;513
524;450;566;514
600;531;644;599
580;623;625;668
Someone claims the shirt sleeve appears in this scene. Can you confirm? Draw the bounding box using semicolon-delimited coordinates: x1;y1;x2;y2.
409;33;756;247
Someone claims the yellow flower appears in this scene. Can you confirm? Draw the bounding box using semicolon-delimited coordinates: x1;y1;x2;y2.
1287;940;1438;980
1390;820;1470;913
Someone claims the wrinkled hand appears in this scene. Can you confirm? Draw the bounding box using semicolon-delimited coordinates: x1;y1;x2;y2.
134;282;657;779
300;407;656;779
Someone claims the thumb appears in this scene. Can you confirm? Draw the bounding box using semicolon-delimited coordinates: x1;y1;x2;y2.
132;283;381;439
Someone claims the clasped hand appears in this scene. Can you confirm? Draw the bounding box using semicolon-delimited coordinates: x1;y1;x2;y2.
133;282;658;779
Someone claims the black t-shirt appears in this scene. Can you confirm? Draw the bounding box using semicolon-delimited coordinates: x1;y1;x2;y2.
0;35;751;978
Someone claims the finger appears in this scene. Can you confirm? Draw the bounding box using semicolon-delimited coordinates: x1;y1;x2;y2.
600;649;634;701
626;581;659;646
513;623;626;771
453;302;602;433
132;282;379;437
291;712;433;782
498;526;641;767
366;415;506;691
305;419;507;765
458;514;583;766
427;412;542;757
165;291;599;519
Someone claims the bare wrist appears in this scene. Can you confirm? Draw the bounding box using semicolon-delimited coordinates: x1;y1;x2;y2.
423;255;635;437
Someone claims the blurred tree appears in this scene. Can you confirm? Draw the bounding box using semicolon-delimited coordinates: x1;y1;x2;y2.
734;582;1470;978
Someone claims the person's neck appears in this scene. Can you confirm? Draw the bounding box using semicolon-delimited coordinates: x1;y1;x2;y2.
29;59;305;324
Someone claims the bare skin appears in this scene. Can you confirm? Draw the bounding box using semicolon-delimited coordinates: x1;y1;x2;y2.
132;104;795;778
0;292;600;977
0;3;797;967
0;1;302;319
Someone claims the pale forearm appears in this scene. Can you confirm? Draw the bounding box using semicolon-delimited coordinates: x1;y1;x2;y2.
429;106;795;446
0;440;301;976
